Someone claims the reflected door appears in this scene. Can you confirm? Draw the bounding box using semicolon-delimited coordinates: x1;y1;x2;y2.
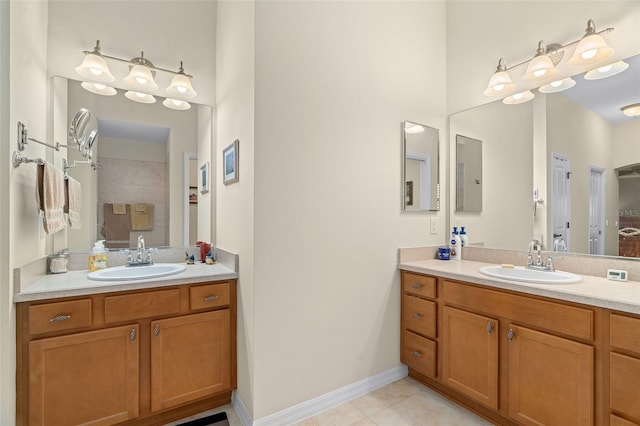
588;167;605;255
551;153;571;251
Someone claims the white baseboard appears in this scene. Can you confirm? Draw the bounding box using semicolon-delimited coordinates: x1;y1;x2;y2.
233;365;408;426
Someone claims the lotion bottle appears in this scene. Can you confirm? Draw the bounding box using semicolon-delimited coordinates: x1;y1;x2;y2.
460;226;469;247
450;227;462;261
89;240;108;271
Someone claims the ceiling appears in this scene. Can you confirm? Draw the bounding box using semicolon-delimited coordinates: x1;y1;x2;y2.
562;53;640;124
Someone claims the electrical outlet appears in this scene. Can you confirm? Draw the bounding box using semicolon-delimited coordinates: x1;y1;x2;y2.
430;218;438;235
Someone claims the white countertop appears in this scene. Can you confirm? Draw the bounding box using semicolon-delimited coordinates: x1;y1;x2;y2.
399;259;640;315
14;262;237;303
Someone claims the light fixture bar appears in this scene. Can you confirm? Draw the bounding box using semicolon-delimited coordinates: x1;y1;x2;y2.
82;47;193;78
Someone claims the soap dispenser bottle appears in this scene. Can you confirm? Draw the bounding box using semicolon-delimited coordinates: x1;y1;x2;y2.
460;227;469;247
450;227;462;261
89;240;108;271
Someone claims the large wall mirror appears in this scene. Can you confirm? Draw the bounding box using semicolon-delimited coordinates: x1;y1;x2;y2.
54;77;213;253
449;52;640;260
402;121;440;211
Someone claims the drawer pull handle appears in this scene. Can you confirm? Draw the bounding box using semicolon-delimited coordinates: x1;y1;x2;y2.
204;295;219;302
412;283;422;289
130;328;137;342
412;313;423;320
411;351;422;358
153;324;160;337
508;328;515;342
49;314;71;323
487;321;494;334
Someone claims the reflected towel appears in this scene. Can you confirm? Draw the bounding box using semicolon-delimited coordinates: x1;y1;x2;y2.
112;203;127;215
131;203;154;231
64;176;82;229
36;163;66;234
103;203;131;248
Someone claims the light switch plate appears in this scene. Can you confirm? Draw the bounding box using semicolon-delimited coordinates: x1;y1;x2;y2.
430;218;438;235
607;269;628;281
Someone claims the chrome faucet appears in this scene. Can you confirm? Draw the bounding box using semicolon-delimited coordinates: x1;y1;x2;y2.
526;239;554;271
127;235;153;266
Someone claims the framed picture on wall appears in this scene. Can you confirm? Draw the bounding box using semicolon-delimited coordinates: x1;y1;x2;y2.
223;139;239;185
200;162;209;194
189;186;198;204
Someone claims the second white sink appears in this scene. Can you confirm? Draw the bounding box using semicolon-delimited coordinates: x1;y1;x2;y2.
479;265;581;284
88;263;186;281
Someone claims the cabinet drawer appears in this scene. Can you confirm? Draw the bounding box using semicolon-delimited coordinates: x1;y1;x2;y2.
611;352;640;422
443;280;593;341
190;282;230;311
402;272;436;299
611;314;640;355
403;295;436;338
402;330;436;378
28;299;92;335
611;414;640;426
105;289;180;323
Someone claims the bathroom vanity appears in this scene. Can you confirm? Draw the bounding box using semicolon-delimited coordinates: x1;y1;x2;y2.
399;259;640;426
14;260;237;426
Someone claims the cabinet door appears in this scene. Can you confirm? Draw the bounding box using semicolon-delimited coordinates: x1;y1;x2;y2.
29;325;139;426
150;310;230;412
508;325;593;426
610;352;640;422
442;306;499;409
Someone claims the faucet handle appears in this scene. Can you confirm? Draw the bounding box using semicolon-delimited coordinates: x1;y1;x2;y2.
545;256;554;270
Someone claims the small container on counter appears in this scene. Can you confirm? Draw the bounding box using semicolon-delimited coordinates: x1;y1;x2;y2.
438;247;451;260
48;250;70;274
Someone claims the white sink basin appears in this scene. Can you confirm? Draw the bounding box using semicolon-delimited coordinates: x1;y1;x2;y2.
479;265;581;284
88;263;186;281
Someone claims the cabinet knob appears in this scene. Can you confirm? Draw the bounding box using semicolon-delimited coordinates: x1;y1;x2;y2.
508;328;515;342
412;283;422;289
204;295;219;302
411;351;422;358
412;313;423;320
153;324;160;336
129;328;137;342
486;321;494;334
49;314;71;323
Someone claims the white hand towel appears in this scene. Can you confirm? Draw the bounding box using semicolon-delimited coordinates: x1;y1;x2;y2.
36;163;66;234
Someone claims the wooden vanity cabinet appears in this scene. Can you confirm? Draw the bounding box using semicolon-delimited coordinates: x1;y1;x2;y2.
401;271;597;426
16;280;236;426
609;313;640;425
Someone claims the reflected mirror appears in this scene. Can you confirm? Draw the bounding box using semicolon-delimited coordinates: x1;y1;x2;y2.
402;121;440;211
456;135;482;213
55;77;212;252
449;52;640;259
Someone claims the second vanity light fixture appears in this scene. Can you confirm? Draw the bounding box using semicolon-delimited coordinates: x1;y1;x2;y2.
75;40;196;110
484;19;622;105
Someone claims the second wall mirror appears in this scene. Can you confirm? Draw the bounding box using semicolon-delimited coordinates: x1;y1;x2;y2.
402;121;440;212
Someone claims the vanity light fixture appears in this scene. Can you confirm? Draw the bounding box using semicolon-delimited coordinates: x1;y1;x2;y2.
621;103;640;118
484;20;614;102
404;122;425;134
568;19;614;67
503;90;535;105
523;41;559;81
584;60;629;80
538;77;576;94
76;40;195;110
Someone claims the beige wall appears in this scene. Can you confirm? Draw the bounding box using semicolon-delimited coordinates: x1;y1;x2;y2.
250;0;447;419
216;0;256;416
612;120;640;169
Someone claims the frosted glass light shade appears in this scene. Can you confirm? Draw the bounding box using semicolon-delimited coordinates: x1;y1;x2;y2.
163;98;191;110
503;90;534;105
622;103;640;118
124;91;156;104
483;70;515;96
584;61;628;80
568;33;614;67
75;54;115;83
81;82;117;96
523;54;558;80
539;78;576;94
404;123;424;134
124;65;158;91
166;74;196;98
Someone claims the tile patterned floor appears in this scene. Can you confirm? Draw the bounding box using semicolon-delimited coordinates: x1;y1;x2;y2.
167;377;492;426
